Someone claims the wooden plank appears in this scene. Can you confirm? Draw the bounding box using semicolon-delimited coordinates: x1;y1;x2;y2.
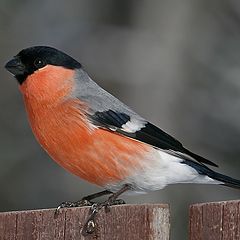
0;204;170;240
40;208;66;240
189;200;240;240
0;211;17;240
189;202;203;240
222;201;240;240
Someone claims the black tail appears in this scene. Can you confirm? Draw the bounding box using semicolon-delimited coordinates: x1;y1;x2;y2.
206;170;240;189
183;148;219;167
183;160;240;189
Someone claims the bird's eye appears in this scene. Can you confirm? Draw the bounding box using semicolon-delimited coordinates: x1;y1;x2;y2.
34;58;46;68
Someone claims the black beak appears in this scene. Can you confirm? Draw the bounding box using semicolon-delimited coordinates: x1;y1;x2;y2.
5;57;25;76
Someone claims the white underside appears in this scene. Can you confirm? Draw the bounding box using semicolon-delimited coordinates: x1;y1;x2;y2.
106;149;221;194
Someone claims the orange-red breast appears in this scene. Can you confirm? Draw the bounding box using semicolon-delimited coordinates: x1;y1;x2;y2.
5;46;240;195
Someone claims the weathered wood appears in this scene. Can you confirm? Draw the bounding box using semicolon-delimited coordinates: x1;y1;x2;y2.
0;204;170;240
189;200;240;240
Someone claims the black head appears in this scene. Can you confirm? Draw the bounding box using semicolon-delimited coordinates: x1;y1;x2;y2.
5;46;82;84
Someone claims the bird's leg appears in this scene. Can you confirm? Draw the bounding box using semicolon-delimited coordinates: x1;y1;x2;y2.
55;189;112;216
81;184;131;236
82;190;113;201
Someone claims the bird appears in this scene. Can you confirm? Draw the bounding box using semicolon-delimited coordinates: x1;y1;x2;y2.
5;46;240;235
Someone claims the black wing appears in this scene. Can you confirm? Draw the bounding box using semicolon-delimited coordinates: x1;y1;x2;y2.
90;110;218;167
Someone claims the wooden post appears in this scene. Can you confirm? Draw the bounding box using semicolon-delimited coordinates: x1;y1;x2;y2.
189;200;240;240
0;204;170;240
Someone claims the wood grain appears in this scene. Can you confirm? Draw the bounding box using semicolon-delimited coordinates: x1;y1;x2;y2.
0;204;170;240
189;200;240;240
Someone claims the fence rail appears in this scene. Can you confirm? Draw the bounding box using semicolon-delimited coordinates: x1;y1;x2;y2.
1;200;240;240
0;204;170;240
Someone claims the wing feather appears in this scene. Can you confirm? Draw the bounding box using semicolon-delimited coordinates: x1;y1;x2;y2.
89;110;218;167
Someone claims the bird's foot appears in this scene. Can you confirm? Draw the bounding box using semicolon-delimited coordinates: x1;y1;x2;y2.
54;190;113;218
81;184;131;236
103;198;126;212
81;198;126;235
54;199;94;217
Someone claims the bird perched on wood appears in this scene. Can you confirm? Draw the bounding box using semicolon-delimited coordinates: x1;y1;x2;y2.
5;46;240;235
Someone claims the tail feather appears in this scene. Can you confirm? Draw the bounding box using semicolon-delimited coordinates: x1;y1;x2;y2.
183;159;240;189
207;170;240;189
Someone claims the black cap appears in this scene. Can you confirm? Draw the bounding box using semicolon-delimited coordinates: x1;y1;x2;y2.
5;46;82;84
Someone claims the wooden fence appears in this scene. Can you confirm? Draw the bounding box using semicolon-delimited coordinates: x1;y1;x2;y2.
0;204;170;240
0;200;239;239
189;200;240;240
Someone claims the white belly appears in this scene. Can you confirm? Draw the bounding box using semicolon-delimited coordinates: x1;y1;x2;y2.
106;149;220;194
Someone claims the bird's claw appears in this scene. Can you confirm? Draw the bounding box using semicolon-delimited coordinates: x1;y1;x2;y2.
81;203;99;235
84;219;96;234
81;198;126;235
54;199;94;218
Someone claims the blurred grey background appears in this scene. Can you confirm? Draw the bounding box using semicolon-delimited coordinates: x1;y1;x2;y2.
1;0;240;239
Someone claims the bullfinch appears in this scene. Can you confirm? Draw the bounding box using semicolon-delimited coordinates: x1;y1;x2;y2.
5;46;240;234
